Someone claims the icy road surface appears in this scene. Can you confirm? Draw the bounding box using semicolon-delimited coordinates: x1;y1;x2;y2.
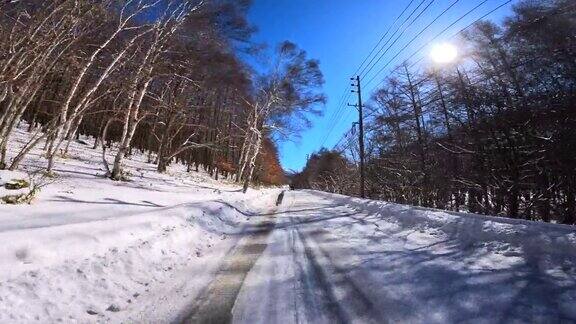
180;190;576;324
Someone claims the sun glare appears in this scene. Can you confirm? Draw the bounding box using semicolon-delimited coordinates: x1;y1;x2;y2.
430;42;458;64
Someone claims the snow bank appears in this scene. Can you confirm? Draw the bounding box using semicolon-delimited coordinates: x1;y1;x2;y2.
301;190;576;323
0;191;280;323
310;190;576;260
1;199;252;279
0;125;281;323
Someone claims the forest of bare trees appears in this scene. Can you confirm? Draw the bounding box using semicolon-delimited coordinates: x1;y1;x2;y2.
0;0;324;190
293;0;576;224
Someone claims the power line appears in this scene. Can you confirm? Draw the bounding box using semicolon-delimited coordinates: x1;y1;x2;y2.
360;0;436;79
334;0;575;161
318;77;354;148
320;0;433;150
322;0;494;151
333;126;353;151
329;108;355;149
335;1;512;153
366;0;512;95
408;0;513;69
323;92;348;130
318;91;352;148
352;0;416;77
324;1;435;151
363;0;463;89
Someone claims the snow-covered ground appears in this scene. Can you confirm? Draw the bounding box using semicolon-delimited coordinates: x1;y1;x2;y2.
231;190;576;323
1;125;576;323
0;126;280;323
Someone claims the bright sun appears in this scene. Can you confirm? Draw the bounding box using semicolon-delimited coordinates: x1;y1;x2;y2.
430;43;458;64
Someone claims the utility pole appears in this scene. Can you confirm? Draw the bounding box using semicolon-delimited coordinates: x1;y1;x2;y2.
348;76;366;198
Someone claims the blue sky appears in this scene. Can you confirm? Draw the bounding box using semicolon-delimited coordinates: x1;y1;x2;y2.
247;0;516;172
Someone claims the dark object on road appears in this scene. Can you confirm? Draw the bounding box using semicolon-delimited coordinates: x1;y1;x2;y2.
276;191;285;206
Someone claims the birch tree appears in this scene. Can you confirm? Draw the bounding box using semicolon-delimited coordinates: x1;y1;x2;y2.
108;1;205;180
238;41;325;192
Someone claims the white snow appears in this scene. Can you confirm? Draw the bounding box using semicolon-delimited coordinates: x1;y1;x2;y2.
1;124;575;323
230;190;576;323
0;125;280;323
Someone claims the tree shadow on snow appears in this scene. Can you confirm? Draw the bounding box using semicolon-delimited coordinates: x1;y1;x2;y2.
49;195;166;208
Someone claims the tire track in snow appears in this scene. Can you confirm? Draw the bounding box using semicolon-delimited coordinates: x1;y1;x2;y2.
179;219;275;324
180;191;382;323
294;226;349;323
296;224;383;324
284;191;382;323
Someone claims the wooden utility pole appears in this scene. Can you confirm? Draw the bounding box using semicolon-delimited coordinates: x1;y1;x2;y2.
349;76;366;198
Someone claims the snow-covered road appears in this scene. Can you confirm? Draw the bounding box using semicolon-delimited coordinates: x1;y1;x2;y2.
182;190;576;324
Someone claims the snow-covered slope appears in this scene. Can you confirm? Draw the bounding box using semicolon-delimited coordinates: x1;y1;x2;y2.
0;126;280;323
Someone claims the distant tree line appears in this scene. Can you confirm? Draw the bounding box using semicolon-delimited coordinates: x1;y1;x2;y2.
294;0;576;224
0;0;325;190
291;149;358;194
